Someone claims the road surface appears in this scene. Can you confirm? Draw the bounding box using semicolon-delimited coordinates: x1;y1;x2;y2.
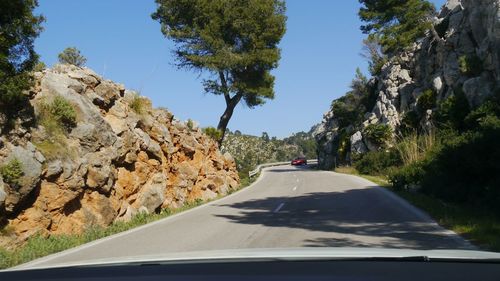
19;165;473;268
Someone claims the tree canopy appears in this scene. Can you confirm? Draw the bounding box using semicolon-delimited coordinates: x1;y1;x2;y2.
0;0;44;109
152;0;286;144
58;47;87;67
358;0;436;54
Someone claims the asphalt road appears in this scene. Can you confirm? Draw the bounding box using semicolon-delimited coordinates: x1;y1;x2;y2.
19;165;473;268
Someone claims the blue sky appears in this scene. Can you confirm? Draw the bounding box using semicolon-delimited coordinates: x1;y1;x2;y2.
35;0;446;138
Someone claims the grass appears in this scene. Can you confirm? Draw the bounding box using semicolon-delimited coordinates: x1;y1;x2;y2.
334;165;500;252
0;174;259;269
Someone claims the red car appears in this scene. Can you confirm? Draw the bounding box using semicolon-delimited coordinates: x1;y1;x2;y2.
291;157;307;166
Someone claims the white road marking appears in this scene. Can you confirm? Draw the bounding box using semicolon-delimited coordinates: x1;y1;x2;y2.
273;203;285;213
292;186;297;191
296;178;299;183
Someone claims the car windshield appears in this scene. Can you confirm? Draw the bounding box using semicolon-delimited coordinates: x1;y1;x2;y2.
1;0;499;272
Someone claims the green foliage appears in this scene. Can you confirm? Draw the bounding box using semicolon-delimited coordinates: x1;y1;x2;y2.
416;89;437;115
152;0;286;138
35;96;77;160
39;96;77;132
0;0;44;112
261;132;270;142
435;89;470;130
203;127;223;142
363;123;392;146
283;131;317;159
359;0;435;54
186;119;194;130
388;161;426;190
57;47;87;67
399;110;420;134
458;54;483;77
0;158;24;187
33;61;46;72
353;149;401;175
330;68;374;128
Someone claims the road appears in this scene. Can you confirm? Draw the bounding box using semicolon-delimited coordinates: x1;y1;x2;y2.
19;165;473;268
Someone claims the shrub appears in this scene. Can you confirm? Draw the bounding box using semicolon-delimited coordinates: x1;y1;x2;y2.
363;123;392;147
129;95;147;114
435;88;470;130
419;123;500;211
38;96;77;133
0;158;24;187
416;89;436;115
49;96;77;130
353;149;401;175
202;127;223;142
399;110;420;135
186;119;194;130
458;54;483;77
388;161;425;190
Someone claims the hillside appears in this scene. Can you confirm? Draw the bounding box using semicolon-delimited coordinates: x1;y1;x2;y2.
221;130;316;177
314;0;500;212
0;64;239;247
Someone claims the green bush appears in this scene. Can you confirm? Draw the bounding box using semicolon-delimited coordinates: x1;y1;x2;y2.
202;127;223;142
399;110;420;135
458;54;483;77
39;96;77;132
419;121;500;212
353;149;401;175
363;123;392;147
0;158;24;187
435;88;470;130
388;161;425;190
416;89;436;115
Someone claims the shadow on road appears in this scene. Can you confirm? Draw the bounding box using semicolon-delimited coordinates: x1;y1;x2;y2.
214;188;468;250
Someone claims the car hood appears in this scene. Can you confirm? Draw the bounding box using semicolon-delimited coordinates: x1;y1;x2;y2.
9;247;500;271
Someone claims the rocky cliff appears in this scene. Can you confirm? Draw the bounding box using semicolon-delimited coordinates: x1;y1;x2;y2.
0;64;239;247
314;0;500;169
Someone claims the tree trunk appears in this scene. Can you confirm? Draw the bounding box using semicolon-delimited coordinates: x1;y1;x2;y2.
217;93;242;146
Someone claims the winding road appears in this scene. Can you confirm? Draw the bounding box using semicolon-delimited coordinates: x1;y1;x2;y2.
19;165;473;269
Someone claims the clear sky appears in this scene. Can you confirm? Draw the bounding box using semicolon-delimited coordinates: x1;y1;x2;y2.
35;0;446;138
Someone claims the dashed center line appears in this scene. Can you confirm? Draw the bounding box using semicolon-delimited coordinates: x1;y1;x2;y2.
292;186;297;191
296;178;299;183
273;203;285;213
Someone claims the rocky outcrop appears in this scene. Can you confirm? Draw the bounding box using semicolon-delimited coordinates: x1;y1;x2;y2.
0;64;239;247
314;0;500;169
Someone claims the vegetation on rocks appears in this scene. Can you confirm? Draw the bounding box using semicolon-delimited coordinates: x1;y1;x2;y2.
314;0;500;246
222;130;316;178
57;47;87;67
0;159;24;187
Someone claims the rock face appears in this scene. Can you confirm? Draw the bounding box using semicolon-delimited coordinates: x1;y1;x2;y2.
314;0;500;169
0;64;239;247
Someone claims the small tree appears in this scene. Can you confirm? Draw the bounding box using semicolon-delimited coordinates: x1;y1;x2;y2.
58;47;87;67
152;0;286;145
261;132;270;142
358;0;436;54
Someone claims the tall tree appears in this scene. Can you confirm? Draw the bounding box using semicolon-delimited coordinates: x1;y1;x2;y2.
0;0;44;111
358;0;436;54
152;0;286;145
